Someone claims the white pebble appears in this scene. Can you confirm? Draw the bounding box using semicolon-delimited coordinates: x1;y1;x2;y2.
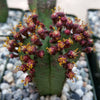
0;83;10;90
86;85;93;91
75;89;84;97
7;63;14;71
3;72;14;83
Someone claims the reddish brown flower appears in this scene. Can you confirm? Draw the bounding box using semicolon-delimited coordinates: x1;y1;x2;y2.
46;46;57;55
66;71;75;79
58;55;67;66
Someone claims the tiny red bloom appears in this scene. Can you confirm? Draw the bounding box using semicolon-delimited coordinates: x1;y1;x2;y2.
47;46;57;55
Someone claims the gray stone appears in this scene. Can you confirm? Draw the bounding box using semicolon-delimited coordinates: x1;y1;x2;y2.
50;95;57;100
76;80;83;89
0;83;10;90
67;79;77;91
40;96;45;100
13;89;23;100
30;93;39;100
22;89;30;98
82;91;93;100
71;92;80;100
23;97;30;100
81;87;86;93
56;97;61;100
3;72;14;83
16;71;23;78
7;63;14;71
62;83;70;93
61;94;67;100
5;93;12;100
0;65;5;72
75;89;84;97
16;79;24;89
45;96;50;100
2;89;11;95
86;85;93;91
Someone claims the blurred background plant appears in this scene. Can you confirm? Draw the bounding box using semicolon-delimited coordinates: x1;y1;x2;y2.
0;0;8;23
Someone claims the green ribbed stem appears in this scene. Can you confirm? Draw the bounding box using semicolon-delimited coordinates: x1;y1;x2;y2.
34;36;66;95
0;0;8;23
28;0;37;10
37;0;56;28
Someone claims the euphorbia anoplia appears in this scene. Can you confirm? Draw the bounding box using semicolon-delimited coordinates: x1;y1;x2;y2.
4;9;94;95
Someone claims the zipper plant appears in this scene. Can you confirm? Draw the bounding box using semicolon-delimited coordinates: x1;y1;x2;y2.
4;9;94;96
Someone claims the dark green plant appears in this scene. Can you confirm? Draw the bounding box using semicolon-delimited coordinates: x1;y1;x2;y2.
28;0;37;11
4;9;94;96
0;0;8;23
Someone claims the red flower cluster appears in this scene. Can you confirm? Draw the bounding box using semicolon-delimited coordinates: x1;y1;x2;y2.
47;10;94;80
4;9;94;84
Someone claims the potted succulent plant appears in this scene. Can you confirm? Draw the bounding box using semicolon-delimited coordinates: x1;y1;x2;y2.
4;8;94;96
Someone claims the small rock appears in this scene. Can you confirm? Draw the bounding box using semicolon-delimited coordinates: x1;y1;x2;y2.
84;68;89;72
82;91;93;100
83;82;87;87
40;96;45;100
2;89;11;95
61;94;67;100
45;96;50;100
50;95;57;100
76;80;83;89
5;93;12;100
30;93;39;100
7;63;14;71
67;79;77;91
23;97;30;100
0;65;5;72
13;89;23;100
75;89;84;97
86;85;93;91
16;79;23;89
62;83;70;93
56;97;61;100
20;73;28;80
71;92;80;100
16;71;23;78
11;86;16;92
0;83;10;90
3;72;14;83
81;87;86;93
22;89;30;98
76;75;82;80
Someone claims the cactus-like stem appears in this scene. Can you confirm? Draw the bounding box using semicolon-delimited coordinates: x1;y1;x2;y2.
34;36;66;95
5;9;94;96
37;0;56;28
28;0;37;10
0;0;8;23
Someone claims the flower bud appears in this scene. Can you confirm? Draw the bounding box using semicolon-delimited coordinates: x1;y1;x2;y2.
66;71;75;79
37;50;44;58
57;40;65;51
63;38;73;48
20;64;28;72
27;45;37;54
64;29;70;35
73;34;82;42
23;55;30;62
67;50;78;59
46;46;57;55
58;55;67;66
